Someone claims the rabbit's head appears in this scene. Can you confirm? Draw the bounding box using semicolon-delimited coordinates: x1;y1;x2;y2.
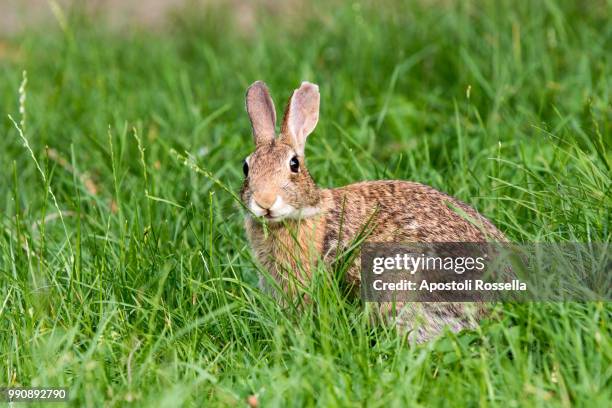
240;81;321;222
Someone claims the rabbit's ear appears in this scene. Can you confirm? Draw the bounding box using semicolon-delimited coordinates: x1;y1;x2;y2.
280;82;319;156
246;81;277;145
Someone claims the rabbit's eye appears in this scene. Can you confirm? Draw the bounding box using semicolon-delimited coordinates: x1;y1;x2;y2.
242;160;249;177
289;156;299;173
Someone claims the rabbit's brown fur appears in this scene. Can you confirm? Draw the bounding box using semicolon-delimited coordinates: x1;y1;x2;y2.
241;81;506;342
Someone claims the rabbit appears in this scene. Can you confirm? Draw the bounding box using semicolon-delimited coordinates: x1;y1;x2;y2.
240;80;507;342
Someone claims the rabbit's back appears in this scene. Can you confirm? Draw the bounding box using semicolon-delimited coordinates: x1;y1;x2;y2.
320;180;506;273
319;181;504;342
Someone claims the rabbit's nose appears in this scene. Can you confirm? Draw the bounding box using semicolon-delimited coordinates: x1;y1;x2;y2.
253;191;277;209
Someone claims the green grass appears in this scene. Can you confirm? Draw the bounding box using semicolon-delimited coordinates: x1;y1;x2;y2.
1;0;610;406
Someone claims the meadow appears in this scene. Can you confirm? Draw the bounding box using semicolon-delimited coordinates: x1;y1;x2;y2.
0;1;610;406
